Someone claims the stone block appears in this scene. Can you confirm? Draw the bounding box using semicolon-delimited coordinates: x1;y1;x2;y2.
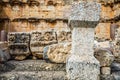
95;23;111;41
100;5;114;20
43;42;71;63
101;67;111;74
67;55;100;80
94;48;114;67
8;32;30;60
111;62;120;72
69;2;101;21
30;30;57;59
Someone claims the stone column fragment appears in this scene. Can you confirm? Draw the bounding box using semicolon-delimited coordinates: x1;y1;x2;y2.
66;2;101;80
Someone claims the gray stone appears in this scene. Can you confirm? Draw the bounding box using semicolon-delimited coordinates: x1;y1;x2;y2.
94;48;114;67
111;62;120;72
0;71;67;80
112;72;120;80
66;1;101;80
0;60;66;72
67;55;100;80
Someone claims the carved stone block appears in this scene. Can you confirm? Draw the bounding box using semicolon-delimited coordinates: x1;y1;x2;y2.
30;30;57;59
8;32;30;60
57;31;71;42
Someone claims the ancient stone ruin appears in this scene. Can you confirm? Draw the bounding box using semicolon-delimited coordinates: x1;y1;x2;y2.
0;0;120;80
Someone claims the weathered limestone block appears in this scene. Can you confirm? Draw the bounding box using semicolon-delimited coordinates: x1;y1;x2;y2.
66;2;101;80
100;5;114;20
57;31;72;42
30;30;57;59
94;48;114;67
8;32;30;60
101;67;111;75
11;5;22;19
43;42;71;63
95;23;111;41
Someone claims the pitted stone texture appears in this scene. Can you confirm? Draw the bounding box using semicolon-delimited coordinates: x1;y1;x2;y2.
67;55;100;80
72;28;94;56
43;42;71;63
95;23;111;41
0;71;67;80
69;2;101;21
94;48;114;67
0;60;66;71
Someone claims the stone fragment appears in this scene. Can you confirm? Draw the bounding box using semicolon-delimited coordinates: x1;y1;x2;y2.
94;48;114;67
30;30;57;59
8;32;30;60
43;42;71;63
101;67;111;75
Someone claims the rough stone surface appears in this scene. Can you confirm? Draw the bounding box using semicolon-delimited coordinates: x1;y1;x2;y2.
0;71;67;80
43;42;71;63
111;62;120;72
67;2;101;80
30;30;57;59
56;31;72;43
8;32;30;60
67;55;100;80
94;48;114;67
95;23;111;41
69;2;101;21
112;72;120;80
100;74;115;80
101;67;111;75
0;60;66;72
